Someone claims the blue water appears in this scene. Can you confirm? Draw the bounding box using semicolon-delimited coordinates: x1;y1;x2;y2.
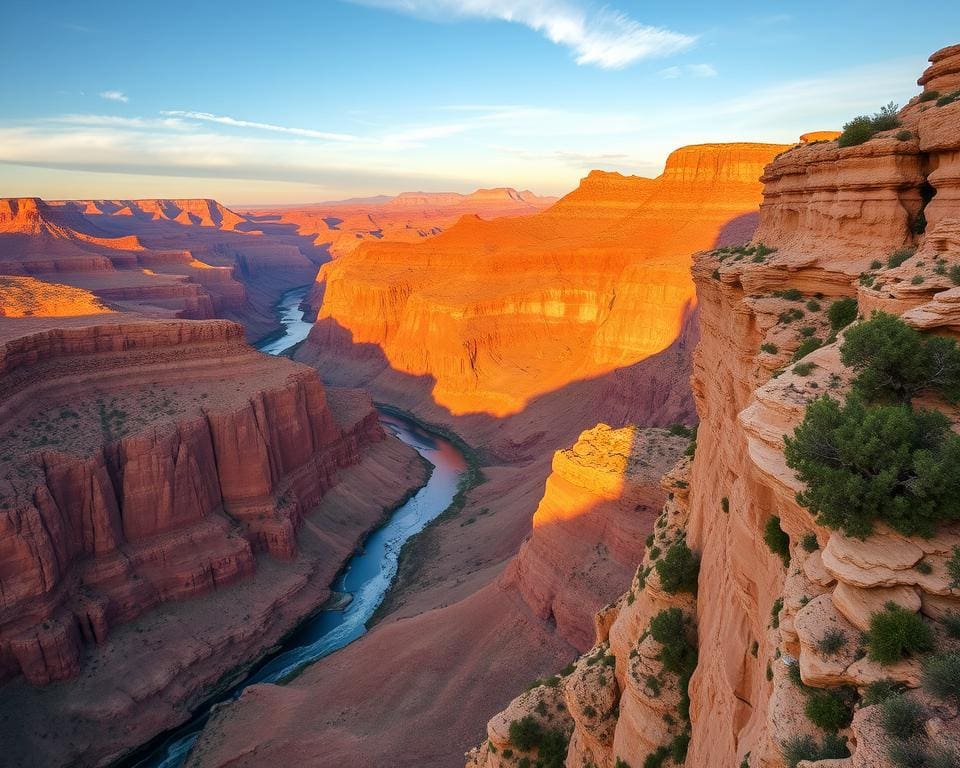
255;286;315;355
118;295;467;768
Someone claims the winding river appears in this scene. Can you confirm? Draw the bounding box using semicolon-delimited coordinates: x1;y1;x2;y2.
121;286;468;768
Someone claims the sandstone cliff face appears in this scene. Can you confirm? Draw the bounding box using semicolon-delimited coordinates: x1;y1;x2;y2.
0;319;385;687
505;424;688;651
298;143;787;417
468;45;960;768
0;197;321;341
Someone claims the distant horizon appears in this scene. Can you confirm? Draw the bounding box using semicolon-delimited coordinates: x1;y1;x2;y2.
2;2;958;203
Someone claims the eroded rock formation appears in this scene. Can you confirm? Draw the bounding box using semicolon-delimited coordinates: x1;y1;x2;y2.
0;317;428;767
467;43;960;768
297;142;788;417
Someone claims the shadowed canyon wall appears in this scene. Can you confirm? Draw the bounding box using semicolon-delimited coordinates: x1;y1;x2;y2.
467;44;960;768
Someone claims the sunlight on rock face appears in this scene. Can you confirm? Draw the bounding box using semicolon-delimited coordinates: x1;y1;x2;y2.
308;143;787;416
0;276;113;317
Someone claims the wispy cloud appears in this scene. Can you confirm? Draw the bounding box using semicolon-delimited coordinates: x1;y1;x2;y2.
99;90;129;103
659;63;717;79
346;0;695;69
161;111;360;142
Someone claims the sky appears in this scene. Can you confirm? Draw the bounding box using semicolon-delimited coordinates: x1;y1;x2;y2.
1;1;958;205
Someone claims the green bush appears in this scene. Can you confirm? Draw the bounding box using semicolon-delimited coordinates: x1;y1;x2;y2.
943;611;960;639
806;299;822;311
948;546;960;588
779;288;804;301
782;734;849;768
922;652;960;705
670;732;690;763
771;597;784;629
838;102;900;147
840;312;960;404
871;259;884;270
816;627;847;655
911;274;925;285
643;747;669;768
862;679;906;706
655;541;700;594
801;532;819;552
760;342;779;354
950;265;960;286
763;516;791;566
888;248;916;269
896;130;913;141
881;695;925;739
649;607;698;722
828;297;858;330
793;337;823;362
784;394;960;538
793;362;817;376
804;689;854;731
919;90;940;102
509;716;542;750
867;603;934;664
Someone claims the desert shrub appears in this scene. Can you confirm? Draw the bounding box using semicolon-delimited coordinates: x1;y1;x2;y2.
948;546;960;588
793;337;823;361
863;679;906;706
793;362;817;376
668;423;693;438
509;716;542;750
763;516;791;566
784;394;960;538
881;695;925;739
779;307;805;324
760;342;779;354
871;259;884;270
828;297;858;330
670;732;690;763
782;734;850;768
838;102;900;147
779;288;804;301
922;652;960;705
937;90;960;107
841;312;960;404
643;747;669;768
771;597;784;629
911;274;925;285
804;688;854;731
919;90;940;102
616;760;632;768
799;325;816;338
943;611;960;639
806;299;822;311
649;607;698;721
867;603;934;664
896;130;913;141
816;628;847;655
655;541;700;594
801;532;819;552
888;248;916;268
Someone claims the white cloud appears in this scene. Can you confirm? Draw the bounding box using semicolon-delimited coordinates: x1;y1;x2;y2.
99;90;129;103
659;63;717;79
346;0;695;69
160;111;360;142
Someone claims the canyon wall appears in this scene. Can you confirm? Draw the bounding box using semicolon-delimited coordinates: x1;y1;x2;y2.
0;317;428;767
297;142;787;417
0;197;320;341
466;44;960;768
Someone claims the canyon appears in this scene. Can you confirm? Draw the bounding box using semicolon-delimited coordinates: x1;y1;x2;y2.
464;43;960;768
3;41;959;768
179;140;791;767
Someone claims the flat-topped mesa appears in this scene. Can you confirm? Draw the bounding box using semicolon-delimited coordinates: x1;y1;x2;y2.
74;199;250;231
0;319;385;687
660;142;791;187
299;142;786;417
918;43;960;94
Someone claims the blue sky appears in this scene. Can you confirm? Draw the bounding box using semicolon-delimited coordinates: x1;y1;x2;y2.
1;1;957;204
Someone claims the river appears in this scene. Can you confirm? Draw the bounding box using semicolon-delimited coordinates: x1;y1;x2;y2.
119;285;468;768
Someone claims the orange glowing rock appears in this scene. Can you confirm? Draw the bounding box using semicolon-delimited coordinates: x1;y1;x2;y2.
301;142;788;416
0;276;113;317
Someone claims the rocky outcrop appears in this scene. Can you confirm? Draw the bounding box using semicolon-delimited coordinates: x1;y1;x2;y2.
298;142;787;417
505;424;688;651
0;319;392;687
469;44;960;768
